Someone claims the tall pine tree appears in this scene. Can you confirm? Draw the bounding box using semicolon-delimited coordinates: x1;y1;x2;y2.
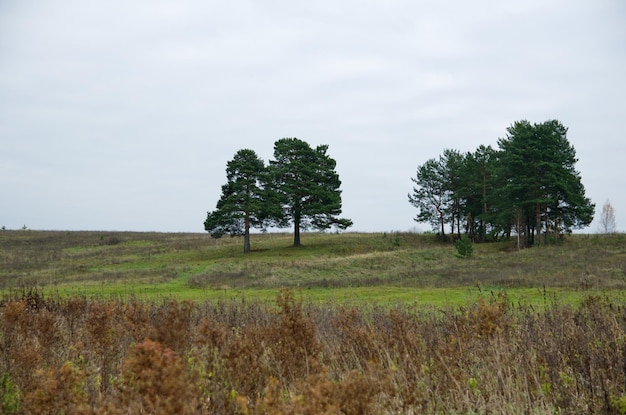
497;120;594;246
204;149;269;253
268;138;352;247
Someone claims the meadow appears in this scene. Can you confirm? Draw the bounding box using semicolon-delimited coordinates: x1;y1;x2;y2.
1;230;626;414
1;230;625;304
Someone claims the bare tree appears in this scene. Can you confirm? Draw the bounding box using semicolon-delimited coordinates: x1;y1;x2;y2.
599;200;617;234
511;207;525;250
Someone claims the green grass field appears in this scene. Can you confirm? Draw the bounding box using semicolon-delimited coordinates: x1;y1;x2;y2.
1;230;625;305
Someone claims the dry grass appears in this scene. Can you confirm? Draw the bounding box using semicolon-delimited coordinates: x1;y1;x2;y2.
1;289;626;414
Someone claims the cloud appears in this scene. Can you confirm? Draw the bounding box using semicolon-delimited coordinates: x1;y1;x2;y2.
1;0;624;232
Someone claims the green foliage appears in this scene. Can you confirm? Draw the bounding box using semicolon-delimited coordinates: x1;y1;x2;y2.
0;372;20;414
408;157;450;241
611;394;626;414
467;377;480;396
409;120;595;247
205;149;270;253
455;234;473;258
206;141;352;249
498;120;595;246
268;137;352;246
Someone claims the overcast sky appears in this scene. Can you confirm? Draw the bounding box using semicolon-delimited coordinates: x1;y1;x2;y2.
1;1;625;233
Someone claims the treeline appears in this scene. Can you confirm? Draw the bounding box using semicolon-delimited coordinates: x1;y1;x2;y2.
409;120;595;247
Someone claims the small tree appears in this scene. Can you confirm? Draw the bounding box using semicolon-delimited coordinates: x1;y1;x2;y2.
599;200;617;234
408;157;451;242
511;206;525;250
455;234;473;258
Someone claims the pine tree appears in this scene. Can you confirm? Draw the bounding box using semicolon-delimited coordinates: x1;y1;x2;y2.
204;149;269;253
268;138;352;247
497;120;594;246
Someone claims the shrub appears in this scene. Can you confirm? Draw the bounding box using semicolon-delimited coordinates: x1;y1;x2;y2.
455;234;473;258
23;361;92;415
246;368;390;415
0;372;20;414
106;339;198;415
103;236;121;245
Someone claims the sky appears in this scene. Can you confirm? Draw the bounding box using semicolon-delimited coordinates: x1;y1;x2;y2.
1;1;625;233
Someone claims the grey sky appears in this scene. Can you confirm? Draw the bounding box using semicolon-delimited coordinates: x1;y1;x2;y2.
1;1;624;233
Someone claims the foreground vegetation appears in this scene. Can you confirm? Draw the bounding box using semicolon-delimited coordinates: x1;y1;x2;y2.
1;289;626;414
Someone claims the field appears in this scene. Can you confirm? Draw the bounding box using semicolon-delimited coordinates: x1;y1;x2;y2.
1;230;626;413
2;230;625;303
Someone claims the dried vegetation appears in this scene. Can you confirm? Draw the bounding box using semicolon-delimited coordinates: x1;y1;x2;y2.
1;289;626;414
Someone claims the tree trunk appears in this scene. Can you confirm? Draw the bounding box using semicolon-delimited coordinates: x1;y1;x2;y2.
555;217;560;239
456;200;461;239
481;173;487;242
450;214;455;240
479;218;485;242
439;211;446;242
243;213;251;254
535;203;542;246
293;210;301;247
244;230;251;253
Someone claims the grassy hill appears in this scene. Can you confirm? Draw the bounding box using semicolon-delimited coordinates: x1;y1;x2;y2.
1;230;625;304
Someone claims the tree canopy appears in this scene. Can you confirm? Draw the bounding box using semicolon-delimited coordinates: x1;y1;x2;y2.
268;138;352;246
409;120;595;246
408;157;450;242
204;149;269;253
205;139;352;249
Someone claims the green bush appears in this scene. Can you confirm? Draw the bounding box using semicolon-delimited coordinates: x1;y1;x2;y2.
455;235;473;258
1;372;21;414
